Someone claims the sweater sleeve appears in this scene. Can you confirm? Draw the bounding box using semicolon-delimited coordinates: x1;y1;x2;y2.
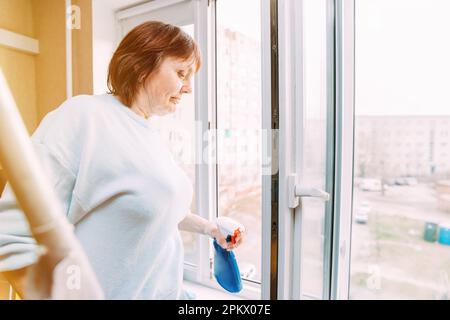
0;141;77;272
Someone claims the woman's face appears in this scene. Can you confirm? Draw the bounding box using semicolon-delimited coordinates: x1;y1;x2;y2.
141;56;194;116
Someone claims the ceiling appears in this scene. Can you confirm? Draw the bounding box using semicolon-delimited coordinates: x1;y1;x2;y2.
104;0;152;11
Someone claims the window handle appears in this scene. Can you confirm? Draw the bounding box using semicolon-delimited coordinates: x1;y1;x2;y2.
288;174;330;209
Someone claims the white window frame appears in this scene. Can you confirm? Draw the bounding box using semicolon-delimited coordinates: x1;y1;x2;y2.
330;0;355;300
275;0;355;300
277;0;337;300
276;0;297;300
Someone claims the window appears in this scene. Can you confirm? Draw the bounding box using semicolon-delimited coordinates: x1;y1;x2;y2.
350;0;450;299
298;0;333;298
216;0;262;284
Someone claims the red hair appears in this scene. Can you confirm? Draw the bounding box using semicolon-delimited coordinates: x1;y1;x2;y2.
107;21;201;107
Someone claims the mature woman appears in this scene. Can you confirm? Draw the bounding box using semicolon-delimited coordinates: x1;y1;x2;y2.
0;21;242;299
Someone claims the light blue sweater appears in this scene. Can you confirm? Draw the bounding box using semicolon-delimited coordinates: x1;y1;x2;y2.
0;94;194;299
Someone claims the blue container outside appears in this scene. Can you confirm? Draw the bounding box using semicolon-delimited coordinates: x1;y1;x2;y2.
438;224;450;246
424;222;439;242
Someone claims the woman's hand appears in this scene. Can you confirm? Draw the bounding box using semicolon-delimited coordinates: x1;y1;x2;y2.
178;213;245;251
208;223;244;251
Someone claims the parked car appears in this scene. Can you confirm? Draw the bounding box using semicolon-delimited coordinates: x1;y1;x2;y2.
354;202;371;224
404;177;418;186
385;178;397;186
395;177;408;185
395;177;418;186
359;178;382;191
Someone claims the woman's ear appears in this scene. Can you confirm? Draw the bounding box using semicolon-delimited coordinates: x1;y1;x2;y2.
138;74;146;86
138;69;152;86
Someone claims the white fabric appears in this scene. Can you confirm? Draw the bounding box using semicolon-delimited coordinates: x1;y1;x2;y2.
0;94;193;299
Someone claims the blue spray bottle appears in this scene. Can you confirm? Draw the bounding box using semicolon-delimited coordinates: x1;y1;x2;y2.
213;217;245;293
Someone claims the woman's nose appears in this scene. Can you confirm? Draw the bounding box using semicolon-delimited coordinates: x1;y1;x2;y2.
181;79;192;94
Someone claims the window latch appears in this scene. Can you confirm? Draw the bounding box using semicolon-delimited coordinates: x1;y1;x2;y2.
288;174;330;209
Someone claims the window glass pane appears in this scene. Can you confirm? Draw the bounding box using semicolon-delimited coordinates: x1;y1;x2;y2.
216;0;262;283
299;0;329;299
351;0;450;299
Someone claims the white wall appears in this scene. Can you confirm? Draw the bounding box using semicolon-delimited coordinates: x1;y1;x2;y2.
92;0;144;94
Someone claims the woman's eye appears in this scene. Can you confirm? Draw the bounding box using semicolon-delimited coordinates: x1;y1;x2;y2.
178;71;186;79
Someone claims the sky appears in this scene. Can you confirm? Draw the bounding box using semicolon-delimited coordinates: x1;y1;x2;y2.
356;0;450;115
216;0;450;116
216;0;261;41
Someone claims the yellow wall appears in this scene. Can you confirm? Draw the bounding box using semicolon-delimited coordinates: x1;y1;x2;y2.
0;0;93;192
0;47;37;134
0;1;93;297
32;0;67;122
31;0;93;122
72;0;93;96
0;0;37;133
0;0;35;38
0;0;38;194
0;0;94;130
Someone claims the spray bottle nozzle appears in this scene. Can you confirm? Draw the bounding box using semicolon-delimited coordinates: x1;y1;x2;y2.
216;217;245;245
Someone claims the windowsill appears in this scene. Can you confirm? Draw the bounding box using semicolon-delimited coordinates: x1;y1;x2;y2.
183;280;245;300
